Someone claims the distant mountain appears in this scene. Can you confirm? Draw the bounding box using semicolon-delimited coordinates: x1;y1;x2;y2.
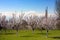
0;11;57;20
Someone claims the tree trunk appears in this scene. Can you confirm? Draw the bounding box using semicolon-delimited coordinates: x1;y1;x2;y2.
46;29;48;38
16;29;18;37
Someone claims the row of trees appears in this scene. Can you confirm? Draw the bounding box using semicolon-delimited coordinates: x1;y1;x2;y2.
0;12;57;30
0;12;56;37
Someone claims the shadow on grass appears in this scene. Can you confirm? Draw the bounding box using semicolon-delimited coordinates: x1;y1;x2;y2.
20;36;32;37
0;33;15;35
36;33;51;35
49;36;60;39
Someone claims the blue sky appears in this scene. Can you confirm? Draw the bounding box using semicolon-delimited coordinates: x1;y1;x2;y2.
0;0;55;14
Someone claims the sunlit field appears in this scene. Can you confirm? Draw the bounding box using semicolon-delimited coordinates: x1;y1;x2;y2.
0;30;60;40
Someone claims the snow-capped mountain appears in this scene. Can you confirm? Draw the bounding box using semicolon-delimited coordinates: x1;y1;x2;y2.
0;11;57;20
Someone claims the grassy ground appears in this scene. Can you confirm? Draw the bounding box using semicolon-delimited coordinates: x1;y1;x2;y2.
0;30;60;40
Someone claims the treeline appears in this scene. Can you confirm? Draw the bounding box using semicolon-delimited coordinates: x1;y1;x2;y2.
0;13;57;31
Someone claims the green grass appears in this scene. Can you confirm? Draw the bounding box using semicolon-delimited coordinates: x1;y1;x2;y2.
0;30;60;40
